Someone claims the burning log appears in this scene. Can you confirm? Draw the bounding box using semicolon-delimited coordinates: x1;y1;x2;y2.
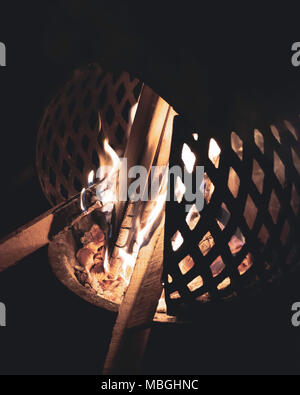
109;86;171;279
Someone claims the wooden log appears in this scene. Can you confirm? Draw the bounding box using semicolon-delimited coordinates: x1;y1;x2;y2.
114;84;168;235
0;195;98;273
103;220;165;374
0;210;54;273
103;103;176;374
110;86;171;278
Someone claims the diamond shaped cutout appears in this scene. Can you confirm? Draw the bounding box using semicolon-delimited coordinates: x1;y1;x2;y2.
182;143;196;173
106;106;115;125
81;135;90;152
217;203;231;230
76;155;84;173
66;137;74;158
178;255;194;275
199;232;215;256
231;131;243;161
252;159;264;194
204;173;215;203
73;176;82;192
238;254;253;275
73;115;81;134
170;291;180;300
254;129;264;154
258;224;270;245
60;184;68;200
175;176;186;203
208;138;221;168
244;195;257;229
187;276;203;292
268;190;280;224
217;277;231;290
210;256;225;278
228;228;245;255
228;167;240;198
274;152;285;188
284;120;298;141
270;125;281;143
171;231;183;251
186;204;200;230
62;160;70;179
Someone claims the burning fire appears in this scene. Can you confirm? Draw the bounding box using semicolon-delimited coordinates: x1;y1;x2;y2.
78;131;168;303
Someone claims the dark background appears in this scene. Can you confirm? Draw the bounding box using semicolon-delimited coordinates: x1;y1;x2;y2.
1;0;300;374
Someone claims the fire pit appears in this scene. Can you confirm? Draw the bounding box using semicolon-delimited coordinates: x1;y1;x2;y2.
34;62;300;371
1;61;300;374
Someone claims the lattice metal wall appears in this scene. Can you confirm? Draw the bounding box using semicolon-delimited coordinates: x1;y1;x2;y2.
36;63;142;206
163;115;300;315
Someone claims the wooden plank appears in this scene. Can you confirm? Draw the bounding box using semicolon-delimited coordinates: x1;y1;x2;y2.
0;211;53;272
114;84;166;234
103;105;176;374
103;221;165;374
110;87;171;277
0;195;84;272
